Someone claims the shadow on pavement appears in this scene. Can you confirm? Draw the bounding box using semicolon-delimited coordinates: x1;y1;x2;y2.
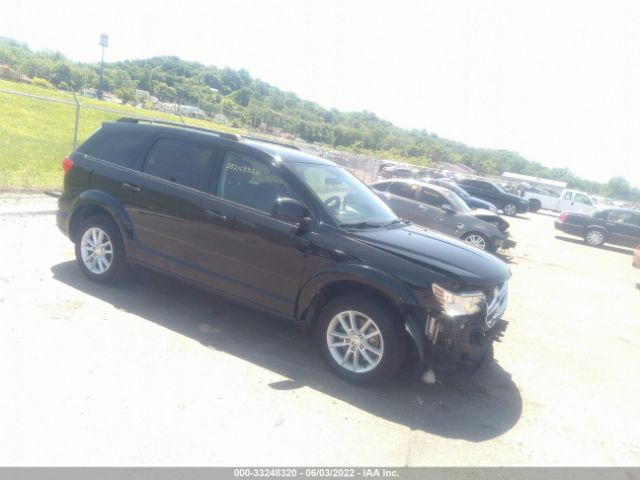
554;235;633;255
532;211;558;218
51;261;523;442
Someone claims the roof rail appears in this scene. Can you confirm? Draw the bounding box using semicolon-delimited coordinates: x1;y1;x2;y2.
244;136;301;151
117;117;242;141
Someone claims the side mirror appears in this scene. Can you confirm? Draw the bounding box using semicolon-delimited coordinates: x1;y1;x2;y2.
442;203;455;213
271;197;311;227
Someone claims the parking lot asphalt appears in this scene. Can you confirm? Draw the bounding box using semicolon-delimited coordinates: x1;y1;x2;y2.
1;194;639;466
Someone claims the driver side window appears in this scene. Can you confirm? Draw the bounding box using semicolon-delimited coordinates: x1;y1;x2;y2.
574;193;591;205
217;151;299;213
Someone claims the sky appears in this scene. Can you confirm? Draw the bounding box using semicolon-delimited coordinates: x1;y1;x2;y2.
2;0;639;186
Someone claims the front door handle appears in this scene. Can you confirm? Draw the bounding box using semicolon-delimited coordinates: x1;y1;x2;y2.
121;182;141;193
204;210;227;221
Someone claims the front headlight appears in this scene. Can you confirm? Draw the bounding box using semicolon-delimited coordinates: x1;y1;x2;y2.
489;205;498;213
432;283;485;317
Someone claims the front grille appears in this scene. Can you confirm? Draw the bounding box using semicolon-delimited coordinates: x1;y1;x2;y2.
486;281;508;328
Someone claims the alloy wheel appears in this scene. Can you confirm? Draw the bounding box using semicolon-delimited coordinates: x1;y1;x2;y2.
80;227;113;274
464;234;487;250
504;203;517;216
326;310;384;373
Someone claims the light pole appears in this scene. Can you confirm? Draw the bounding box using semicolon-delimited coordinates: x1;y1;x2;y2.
97;33;109;100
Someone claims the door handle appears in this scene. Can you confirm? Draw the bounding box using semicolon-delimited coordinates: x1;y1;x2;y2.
204;209;227;221
121;182;141;192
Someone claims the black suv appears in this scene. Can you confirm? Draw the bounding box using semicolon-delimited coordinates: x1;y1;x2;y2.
458;178;529;216
57;118;510;384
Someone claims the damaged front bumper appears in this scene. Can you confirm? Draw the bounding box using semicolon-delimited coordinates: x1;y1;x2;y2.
495;236;517;251
404;281;509;372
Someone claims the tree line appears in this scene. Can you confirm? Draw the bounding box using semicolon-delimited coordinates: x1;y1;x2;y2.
0;36;637;201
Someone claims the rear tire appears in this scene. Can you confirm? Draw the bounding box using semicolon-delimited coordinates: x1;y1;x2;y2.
584;228;606;247
75;215;127;283
315;295;406;385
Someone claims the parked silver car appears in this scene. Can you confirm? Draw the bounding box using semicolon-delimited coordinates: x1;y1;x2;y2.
370;179;516;252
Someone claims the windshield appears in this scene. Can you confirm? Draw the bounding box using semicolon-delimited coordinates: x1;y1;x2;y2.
443;182;469;198
288;163;398;227
491;181;507;194
440;189;472;213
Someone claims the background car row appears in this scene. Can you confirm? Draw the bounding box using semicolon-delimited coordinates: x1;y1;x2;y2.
372;168;640;255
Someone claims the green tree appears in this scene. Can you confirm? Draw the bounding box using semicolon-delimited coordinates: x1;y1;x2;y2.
116;86;136;104
606;176;631;199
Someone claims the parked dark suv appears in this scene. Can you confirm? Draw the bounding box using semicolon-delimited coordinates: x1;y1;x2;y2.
458;178;529;216
57;118;510;384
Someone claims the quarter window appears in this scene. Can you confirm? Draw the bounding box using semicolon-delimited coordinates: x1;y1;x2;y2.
80;127;155;168
142;138;216;190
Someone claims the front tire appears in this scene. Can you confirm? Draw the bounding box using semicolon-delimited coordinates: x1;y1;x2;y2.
461;232;491;251
315;295;406;385
503;203;518;216
75;215;127;283
584;228;606;247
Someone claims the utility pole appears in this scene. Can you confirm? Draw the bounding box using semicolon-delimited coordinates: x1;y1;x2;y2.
97;33;109;100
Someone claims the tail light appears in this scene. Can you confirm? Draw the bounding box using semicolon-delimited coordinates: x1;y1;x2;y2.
62;156;74;175
559;212;569;222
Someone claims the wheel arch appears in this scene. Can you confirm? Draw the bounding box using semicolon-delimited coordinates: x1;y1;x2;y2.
584;224;609;240
461;230;492;248
68;190;134;251
296;265;427;362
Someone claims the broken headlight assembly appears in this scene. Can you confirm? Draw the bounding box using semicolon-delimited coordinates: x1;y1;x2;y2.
432;283;485;317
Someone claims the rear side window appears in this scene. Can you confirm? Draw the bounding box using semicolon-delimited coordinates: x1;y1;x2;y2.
142;138;216;191
79;127;154;168
389;182;418;199
607;210;637;225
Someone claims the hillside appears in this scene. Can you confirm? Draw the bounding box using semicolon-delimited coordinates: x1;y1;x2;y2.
1;36;638;200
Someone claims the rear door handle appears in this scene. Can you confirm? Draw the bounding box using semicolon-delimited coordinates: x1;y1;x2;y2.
121;182;141;192
204;210;227;221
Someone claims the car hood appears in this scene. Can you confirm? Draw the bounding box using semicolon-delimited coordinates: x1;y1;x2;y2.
351;224;510;287
465;196;496;209
504;192;528;204
469;210;510;232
